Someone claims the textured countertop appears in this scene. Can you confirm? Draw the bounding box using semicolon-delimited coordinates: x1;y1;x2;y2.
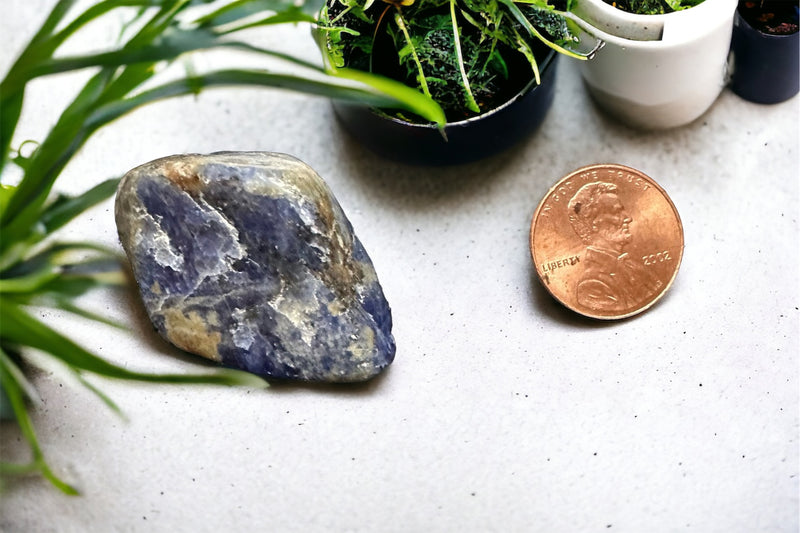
1;2;798;532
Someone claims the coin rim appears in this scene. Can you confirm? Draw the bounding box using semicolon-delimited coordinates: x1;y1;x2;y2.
529;163;685;320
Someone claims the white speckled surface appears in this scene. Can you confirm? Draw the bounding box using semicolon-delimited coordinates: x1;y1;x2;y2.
1;2;798;532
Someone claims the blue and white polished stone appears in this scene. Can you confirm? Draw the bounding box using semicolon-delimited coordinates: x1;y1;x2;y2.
115;152;395;382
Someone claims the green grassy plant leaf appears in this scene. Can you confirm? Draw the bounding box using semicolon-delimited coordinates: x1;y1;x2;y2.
331;67;446;126
74;371;125;418
216;10;319;33
0;270;60;294
499;0;588;59
0;348;80;495
0;350;40;405
2;241;117;280
36;298;126;330
0;302;269;389
196;0;326;27
450;0;480;113
87;68;446;128
40;178;120;235
0;185;15;213
1;68;114;236
0;92;25;175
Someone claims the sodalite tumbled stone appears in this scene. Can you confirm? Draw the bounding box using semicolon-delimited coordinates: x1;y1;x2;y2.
115;152;395;382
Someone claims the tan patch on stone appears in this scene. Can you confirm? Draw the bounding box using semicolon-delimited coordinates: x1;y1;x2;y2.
162;160;203;194
162;308;222;362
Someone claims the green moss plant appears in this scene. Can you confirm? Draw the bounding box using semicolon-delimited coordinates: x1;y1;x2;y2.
319;0;603;121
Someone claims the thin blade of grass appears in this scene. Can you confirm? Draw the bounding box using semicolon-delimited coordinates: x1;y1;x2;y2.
3;0;157;93
0;241;35;274
16;25;336;85
0;92;25;177
27;0;79;45
450;0;479;114
195;0;325;27
0;184;13;209
40;298;127;329
50;0;160;49
18;27;220;81
331;67;446;126
0;349;41;405
0;1;154;172
1;68;116;235
0;0;79;88
215;10;317;34
500;0;590;60
0;348;80;495
511;25;540;85
4;251;122;308
73;371;125;418
220;41;331;71
1;241;118;278
393;10;434;102
4;289;127;329
41;178;120;234
0;270;61;294
0;302;268;388
1;0;98;164
124;0;189;49
0;462;41;476
85;68;446;130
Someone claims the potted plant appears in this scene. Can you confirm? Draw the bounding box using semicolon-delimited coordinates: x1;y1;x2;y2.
729;0;799;104
566;0;739;129
317;0;601;165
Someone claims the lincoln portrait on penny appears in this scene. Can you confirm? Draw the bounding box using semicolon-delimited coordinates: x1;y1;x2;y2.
567;181;662;313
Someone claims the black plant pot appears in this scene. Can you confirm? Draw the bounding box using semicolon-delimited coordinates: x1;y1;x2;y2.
332;49;559;166
730;2;799;104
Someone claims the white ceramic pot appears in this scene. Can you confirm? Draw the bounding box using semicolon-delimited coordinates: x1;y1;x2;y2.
569;0;738;129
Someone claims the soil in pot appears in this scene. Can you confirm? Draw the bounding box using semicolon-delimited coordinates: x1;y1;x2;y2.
737;0;799;34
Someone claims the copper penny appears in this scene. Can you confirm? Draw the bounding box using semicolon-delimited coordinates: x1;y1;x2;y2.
530;164;684;320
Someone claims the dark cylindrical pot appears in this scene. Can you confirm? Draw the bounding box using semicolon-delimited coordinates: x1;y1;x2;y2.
730;3;799;104
333;49;559;166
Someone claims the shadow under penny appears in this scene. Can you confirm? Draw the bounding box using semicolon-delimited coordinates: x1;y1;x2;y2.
528;265;678;326
528;269;622;329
